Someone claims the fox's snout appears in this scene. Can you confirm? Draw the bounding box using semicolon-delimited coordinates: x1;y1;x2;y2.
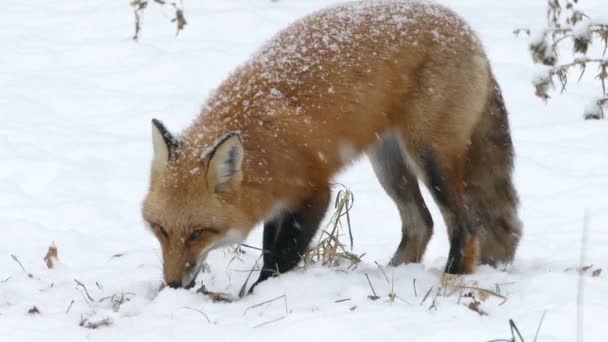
162;253;203;289
166;279;196;289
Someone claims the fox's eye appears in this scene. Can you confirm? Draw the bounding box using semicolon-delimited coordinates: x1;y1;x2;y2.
188;229;206;242
152;224;169;239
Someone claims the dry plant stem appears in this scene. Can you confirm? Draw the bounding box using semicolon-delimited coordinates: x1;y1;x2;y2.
304;187;361;269
487;319;525;342
577;211;590;342
420;286;433;305
375;261;390;283
510;319;525;342
65;300;75;314
10;254;27;273
130;0;146;41
74;279;95;302
254;316;286;328
239;253;263;298
180;307;211;323
534;310;548;342
239;243;264;252
364;273;379;299
530;0;608;119
243;295;288;316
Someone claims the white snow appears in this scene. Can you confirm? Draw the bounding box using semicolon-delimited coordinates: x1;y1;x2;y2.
1;0;607;341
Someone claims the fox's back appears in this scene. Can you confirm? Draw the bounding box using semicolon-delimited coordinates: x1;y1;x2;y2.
181;0;490;194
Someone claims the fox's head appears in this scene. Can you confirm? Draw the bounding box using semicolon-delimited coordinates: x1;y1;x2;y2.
142;119;254;288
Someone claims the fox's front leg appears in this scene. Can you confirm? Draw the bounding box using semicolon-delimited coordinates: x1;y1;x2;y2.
250;187;330;292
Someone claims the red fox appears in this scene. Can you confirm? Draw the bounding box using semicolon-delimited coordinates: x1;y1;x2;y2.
142;0;522;290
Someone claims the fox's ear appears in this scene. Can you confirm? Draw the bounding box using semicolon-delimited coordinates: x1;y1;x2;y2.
151;119;179;167
206;132;244;193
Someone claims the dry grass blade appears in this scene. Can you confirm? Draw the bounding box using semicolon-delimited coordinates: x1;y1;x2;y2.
534;310;547;342
65;300;75;314
10;254;27;273
577;211;590;342
243;295;288;317
364;273;380;300
74;279;95;302
238;253;263;298
179;307;211;324
130;0;147;41
510;319;525;342
335;298;351;303
304;185;362;269
420;286;434;305
254;316;286;328
375;261;390;283
239;243;264;252
486;319;525;342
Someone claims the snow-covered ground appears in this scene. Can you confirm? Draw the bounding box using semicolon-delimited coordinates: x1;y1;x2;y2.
1;0;607;341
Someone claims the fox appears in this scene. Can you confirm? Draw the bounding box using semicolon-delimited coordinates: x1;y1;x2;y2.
142;0;522;290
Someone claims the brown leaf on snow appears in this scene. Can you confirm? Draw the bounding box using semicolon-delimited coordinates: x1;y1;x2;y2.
27;306;40;315
467;301;488;316
43;243;58;269
592;269;602;277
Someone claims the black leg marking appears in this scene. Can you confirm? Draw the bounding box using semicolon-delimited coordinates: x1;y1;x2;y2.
445;229;465;274
421;149;449;208
250;189;330;292
418;146;479;274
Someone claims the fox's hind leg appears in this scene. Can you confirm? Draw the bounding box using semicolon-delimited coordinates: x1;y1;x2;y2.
401;138;481;275
251;186;330;291
368;133;434;265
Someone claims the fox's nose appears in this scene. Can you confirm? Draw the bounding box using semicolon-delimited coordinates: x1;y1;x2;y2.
167;281;182;289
